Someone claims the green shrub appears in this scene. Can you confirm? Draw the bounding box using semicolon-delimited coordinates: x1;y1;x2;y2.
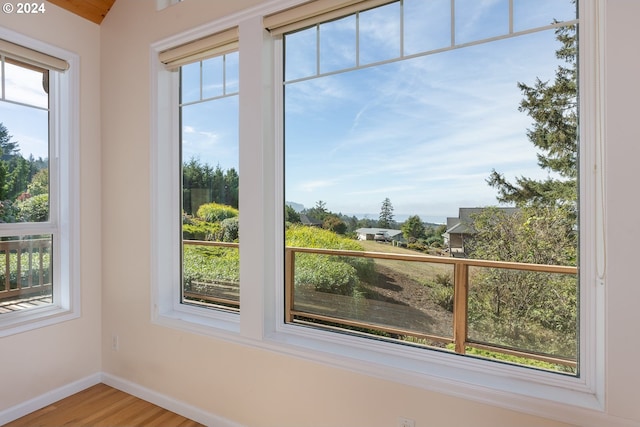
295;254;358;295
182;219;221;241
183;245;239;284
0;200;21;223
196;203;238;223
220;217;239;242
18;194;48;222
285;225;375;294
430;286;454;312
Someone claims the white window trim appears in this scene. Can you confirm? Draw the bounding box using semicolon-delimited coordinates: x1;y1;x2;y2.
150;1;610;425
0;27;80;337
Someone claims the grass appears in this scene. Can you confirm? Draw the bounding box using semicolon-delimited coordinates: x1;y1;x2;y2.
358;240;452;287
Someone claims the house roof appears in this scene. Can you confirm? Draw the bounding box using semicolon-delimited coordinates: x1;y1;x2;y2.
299;214;322;225
445;207;518;235
355;228;403;237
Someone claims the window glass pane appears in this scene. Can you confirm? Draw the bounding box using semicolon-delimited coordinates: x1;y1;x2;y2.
0;235;53;311
359;2;400;65
454;0;509;44
284;4;578;374
513;0;577;32
404;0;451;55
180;54;239;311
284;27;317;81
319;15;356;74
4;62;48;109
225;51;239;94
181;61;200;104
0;61;50;225
202;56;223;99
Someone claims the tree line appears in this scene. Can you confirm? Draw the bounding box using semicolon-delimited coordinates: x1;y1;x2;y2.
0;123;49;222
182;157;239;215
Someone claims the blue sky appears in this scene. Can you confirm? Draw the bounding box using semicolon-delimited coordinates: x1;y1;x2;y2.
0;62;49;160
180;0;576;224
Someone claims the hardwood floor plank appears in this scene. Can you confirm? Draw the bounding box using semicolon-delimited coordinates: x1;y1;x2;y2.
4;384;205;427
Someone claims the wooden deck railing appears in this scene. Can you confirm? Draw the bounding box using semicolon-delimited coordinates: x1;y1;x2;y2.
285;246;578;368
181;241;578;368
0;238;52;302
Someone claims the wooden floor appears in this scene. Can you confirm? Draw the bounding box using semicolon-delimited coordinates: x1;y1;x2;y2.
4;383;205;427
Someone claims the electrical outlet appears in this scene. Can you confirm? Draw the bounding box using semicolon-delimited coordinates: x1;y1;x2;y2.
112;334;119;351
398;417;415;427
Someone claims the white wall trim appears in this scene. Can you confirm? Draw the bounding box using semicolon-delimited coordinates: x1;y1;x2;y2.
1;372;637;427
102;373;246;427
0;373;101;425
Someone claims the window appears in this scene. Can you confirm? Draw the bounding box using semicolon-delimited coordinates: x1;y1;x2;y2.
0;31;79;336
281;0;580;375
180;50;240;311
152;0;604;417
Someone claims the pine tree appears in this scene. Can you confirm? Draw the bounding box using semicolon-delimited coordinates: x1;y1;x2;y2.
378;197;394;228
487;25;577;209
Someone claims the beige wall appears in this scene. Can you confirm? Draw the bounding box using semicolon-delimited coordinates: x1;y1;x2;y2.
3;0;639;426
0;1;102;412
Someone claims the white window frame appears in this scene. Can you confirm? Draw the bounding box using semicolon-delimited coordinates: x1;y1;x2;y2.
0;28;80;337
150;1;608;424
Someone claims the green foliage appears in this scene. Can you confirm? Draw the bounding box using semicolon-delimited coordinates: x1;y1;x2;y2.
17;194;48;222
322;215;347;234
183;245;239;285
0;200;21;223
182;158;239;214
182;217;221;241
0;124;47;203
196;202;238;223
285;204;301;224
445;345;576;374
286;224;375;295
431;286;454;312
304;200;329;223
428;273;454;311
401;215;425;243
294;255;359;295
487;25;577;210
220;217;239;242
27;169;48;196
286;224;362;251
466;206;577;358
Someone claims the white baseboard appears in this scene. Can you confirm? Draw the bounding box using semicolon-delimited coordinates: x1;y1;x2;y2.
0;372;102;425
101;372;245;427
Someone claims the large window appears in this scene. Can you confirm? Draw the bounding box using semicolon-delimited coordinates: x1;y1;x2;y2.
282;0;579;374
152;0;604;418
0;32;79;335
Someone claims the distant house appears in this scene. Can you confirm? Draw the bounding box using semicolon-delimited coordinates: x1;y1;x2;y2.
443;207;517;257
299;213;322;227
355;227;405;244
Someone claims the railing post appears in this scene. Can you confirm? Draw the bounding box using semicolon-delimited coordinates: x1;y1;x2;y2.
453;262;469;355
285;248;295;323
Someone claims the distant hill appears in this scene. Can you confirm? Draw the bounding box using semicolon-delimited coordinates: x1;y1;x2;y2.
286;201;305;212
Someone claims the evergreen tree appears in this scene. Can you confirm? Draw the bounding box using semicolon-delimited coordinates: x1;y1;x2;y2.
487;25;577;209
401;215;425;243
378;197;394;228
0;122;20;161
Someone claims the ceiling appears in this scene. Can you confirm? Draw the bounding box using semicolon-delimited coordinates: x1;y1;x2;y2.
47;0;116;24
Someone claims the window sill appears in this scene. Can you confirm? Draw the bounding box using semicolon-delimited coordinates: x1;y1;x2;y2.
150;307;606;426
0;304;80;338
